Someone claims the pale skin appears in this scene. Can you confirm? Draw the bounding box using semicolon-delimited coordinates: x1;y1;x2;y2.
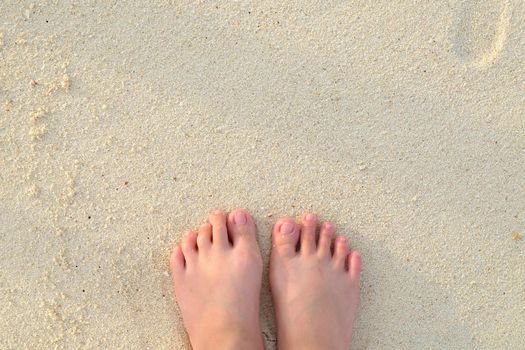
170;209;362;350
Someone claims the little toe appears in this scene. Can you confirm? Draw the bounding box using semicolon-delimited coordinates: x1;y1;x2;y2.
197;223;212;250
227;208;257;246
300;213;317;255
348;250;363;282
170;244;185;275
181;230;198;265
271;217;299;258
208;210;230;247
332;235;349;270
317;221;334;259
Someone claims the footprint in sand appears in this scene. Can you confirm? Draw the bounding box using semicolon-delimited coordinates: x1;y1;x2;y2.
451;0;511;69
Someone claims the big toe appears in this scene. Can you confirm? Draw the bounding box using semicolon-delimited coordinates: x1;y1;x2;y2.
271;217;299;258
227;208;257;246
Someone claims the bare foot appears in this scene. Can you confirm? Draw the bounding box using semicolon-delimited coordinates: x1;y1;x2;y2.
270;213;362;350
170;209;264;350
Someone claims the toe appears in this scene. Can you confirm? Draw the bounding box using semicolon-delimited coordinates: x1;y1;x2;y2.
300;213;317;255
181;230;198;265
227;208;257;246
208;210;230;247
271;217;299;258
332;235;349;270
317;221;334;259
170;245;185;292
348;250;362;282
197;223;212;250
170;244;185;275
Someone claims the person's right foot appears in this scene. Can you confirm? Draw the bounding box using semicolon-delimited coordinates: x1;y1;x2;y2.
269;213;362;350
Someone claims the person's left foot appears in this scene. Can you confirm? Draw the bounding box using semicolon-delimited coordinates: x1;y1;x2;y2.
170;209;264;350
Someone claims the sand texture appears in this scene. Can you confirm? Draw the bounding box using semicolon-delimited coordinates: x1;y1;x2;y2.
1;1;524;349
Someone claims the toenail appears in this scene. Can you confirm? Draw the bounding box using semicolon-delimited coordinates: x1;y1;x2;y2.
234;211;247;225
305;213;315;221
323;222;333;230
280;222;294;234
213;210;222;215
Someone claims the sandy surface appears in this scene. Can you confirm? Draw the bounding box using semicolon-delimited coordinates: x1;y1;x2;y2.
1;1;524;349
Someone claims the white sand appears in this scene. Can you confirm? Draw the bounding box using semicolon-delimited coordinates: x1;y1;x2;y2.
1;1;524;349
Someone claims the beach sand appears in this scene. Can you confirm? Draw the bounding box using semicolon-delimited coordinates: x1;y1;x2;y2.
0;1;524;349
